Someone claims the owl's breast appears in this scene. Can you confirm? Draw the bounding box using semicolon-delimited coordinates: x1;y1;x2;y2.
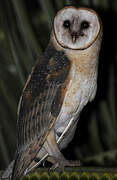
62;64;97;115
54;63;97;148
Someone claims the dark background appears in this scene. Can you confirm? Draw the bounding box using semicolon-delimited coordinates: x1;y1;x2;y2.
0;0;117;170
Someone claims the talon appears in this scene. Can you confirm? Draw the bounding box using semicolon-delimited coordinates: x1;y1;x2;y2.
67;160;81;167
43;160;46;167
48;166;54;175
48;168;51;176
49;159;81;174
48;162;59;175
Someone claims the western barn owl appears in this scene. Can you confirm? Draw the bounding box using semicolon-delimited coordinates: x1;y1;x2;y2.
3;6;102;180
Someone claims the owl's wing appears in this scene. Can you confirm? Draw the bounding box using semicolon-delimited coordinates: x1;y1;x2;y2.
12;47;71;179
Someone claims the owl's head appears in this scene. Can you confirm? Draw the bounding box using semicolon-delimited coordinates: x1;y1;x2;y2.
53;6;101;50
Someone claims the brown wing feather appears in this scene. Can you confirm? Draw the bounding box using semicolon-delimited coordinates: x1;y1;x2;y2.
11;46;71;180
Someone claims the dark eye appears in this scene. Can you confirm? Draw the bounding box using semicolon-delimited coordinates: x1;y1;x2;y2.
63;20;70;28
81;21;89;29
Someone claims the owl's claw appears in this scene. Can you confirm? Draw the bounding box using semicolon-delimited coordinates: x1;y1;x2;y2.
48;162;59;175
43;160;46;167
66;160;82;167
49;159;81;174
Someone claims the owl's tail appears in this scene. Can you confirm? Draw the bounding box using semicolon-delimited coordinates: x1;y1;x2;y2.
2;160;14;180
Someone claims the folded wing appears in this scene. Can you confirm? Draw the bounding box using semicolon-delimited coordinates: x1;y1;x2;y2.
11;46;71;179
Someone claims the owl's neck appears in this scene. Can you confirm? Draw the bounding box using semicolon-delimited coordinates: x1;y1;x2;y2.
67;44;98;77
50;30;101;77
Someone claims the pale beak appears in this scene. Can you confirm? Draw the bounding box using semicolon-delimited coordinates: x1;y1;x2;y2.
71;31;84;43
71;32;78;43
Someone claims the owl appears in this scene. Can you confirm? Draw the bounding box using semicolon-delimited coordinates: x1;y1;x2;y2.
3;6;102;180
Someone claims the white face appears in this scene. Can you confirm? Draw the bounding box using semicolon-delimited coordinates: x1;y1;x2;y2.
53;7;101;50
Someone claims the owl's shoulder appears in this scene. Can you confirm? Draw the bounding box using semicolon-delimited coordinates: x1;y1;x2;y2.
19;46;71;115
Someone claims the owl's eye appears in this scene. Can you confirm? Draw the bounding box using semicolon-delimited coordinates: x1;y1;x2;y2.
81;21;89;29
63;20;71;28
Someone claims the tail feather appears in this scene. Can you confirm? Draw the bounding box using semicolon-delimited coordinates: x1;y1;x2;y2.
2;160;14;180
11;138;43;180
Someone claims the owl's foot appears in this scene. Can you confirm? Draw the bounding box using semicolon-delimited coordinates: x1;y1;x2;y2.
49;159;81;173
45;130;81;173
65;160;81;167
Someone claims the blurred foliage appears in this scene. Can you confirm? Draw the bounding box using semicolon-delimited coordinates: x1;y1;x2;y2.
101;173;111;180
14;171;117;180
40;172;49;180
60;172;69;180
112;174;117;180
30;172;40;180
0;0;117;172
89;173;99;180
49;172;59;180
69;172;79;180
80;172;89;180
21;174;30;180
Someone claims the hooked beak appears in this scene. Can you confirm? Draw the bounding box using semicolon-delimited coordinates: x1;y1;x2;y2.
71;31;84;43
71;32;78;43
